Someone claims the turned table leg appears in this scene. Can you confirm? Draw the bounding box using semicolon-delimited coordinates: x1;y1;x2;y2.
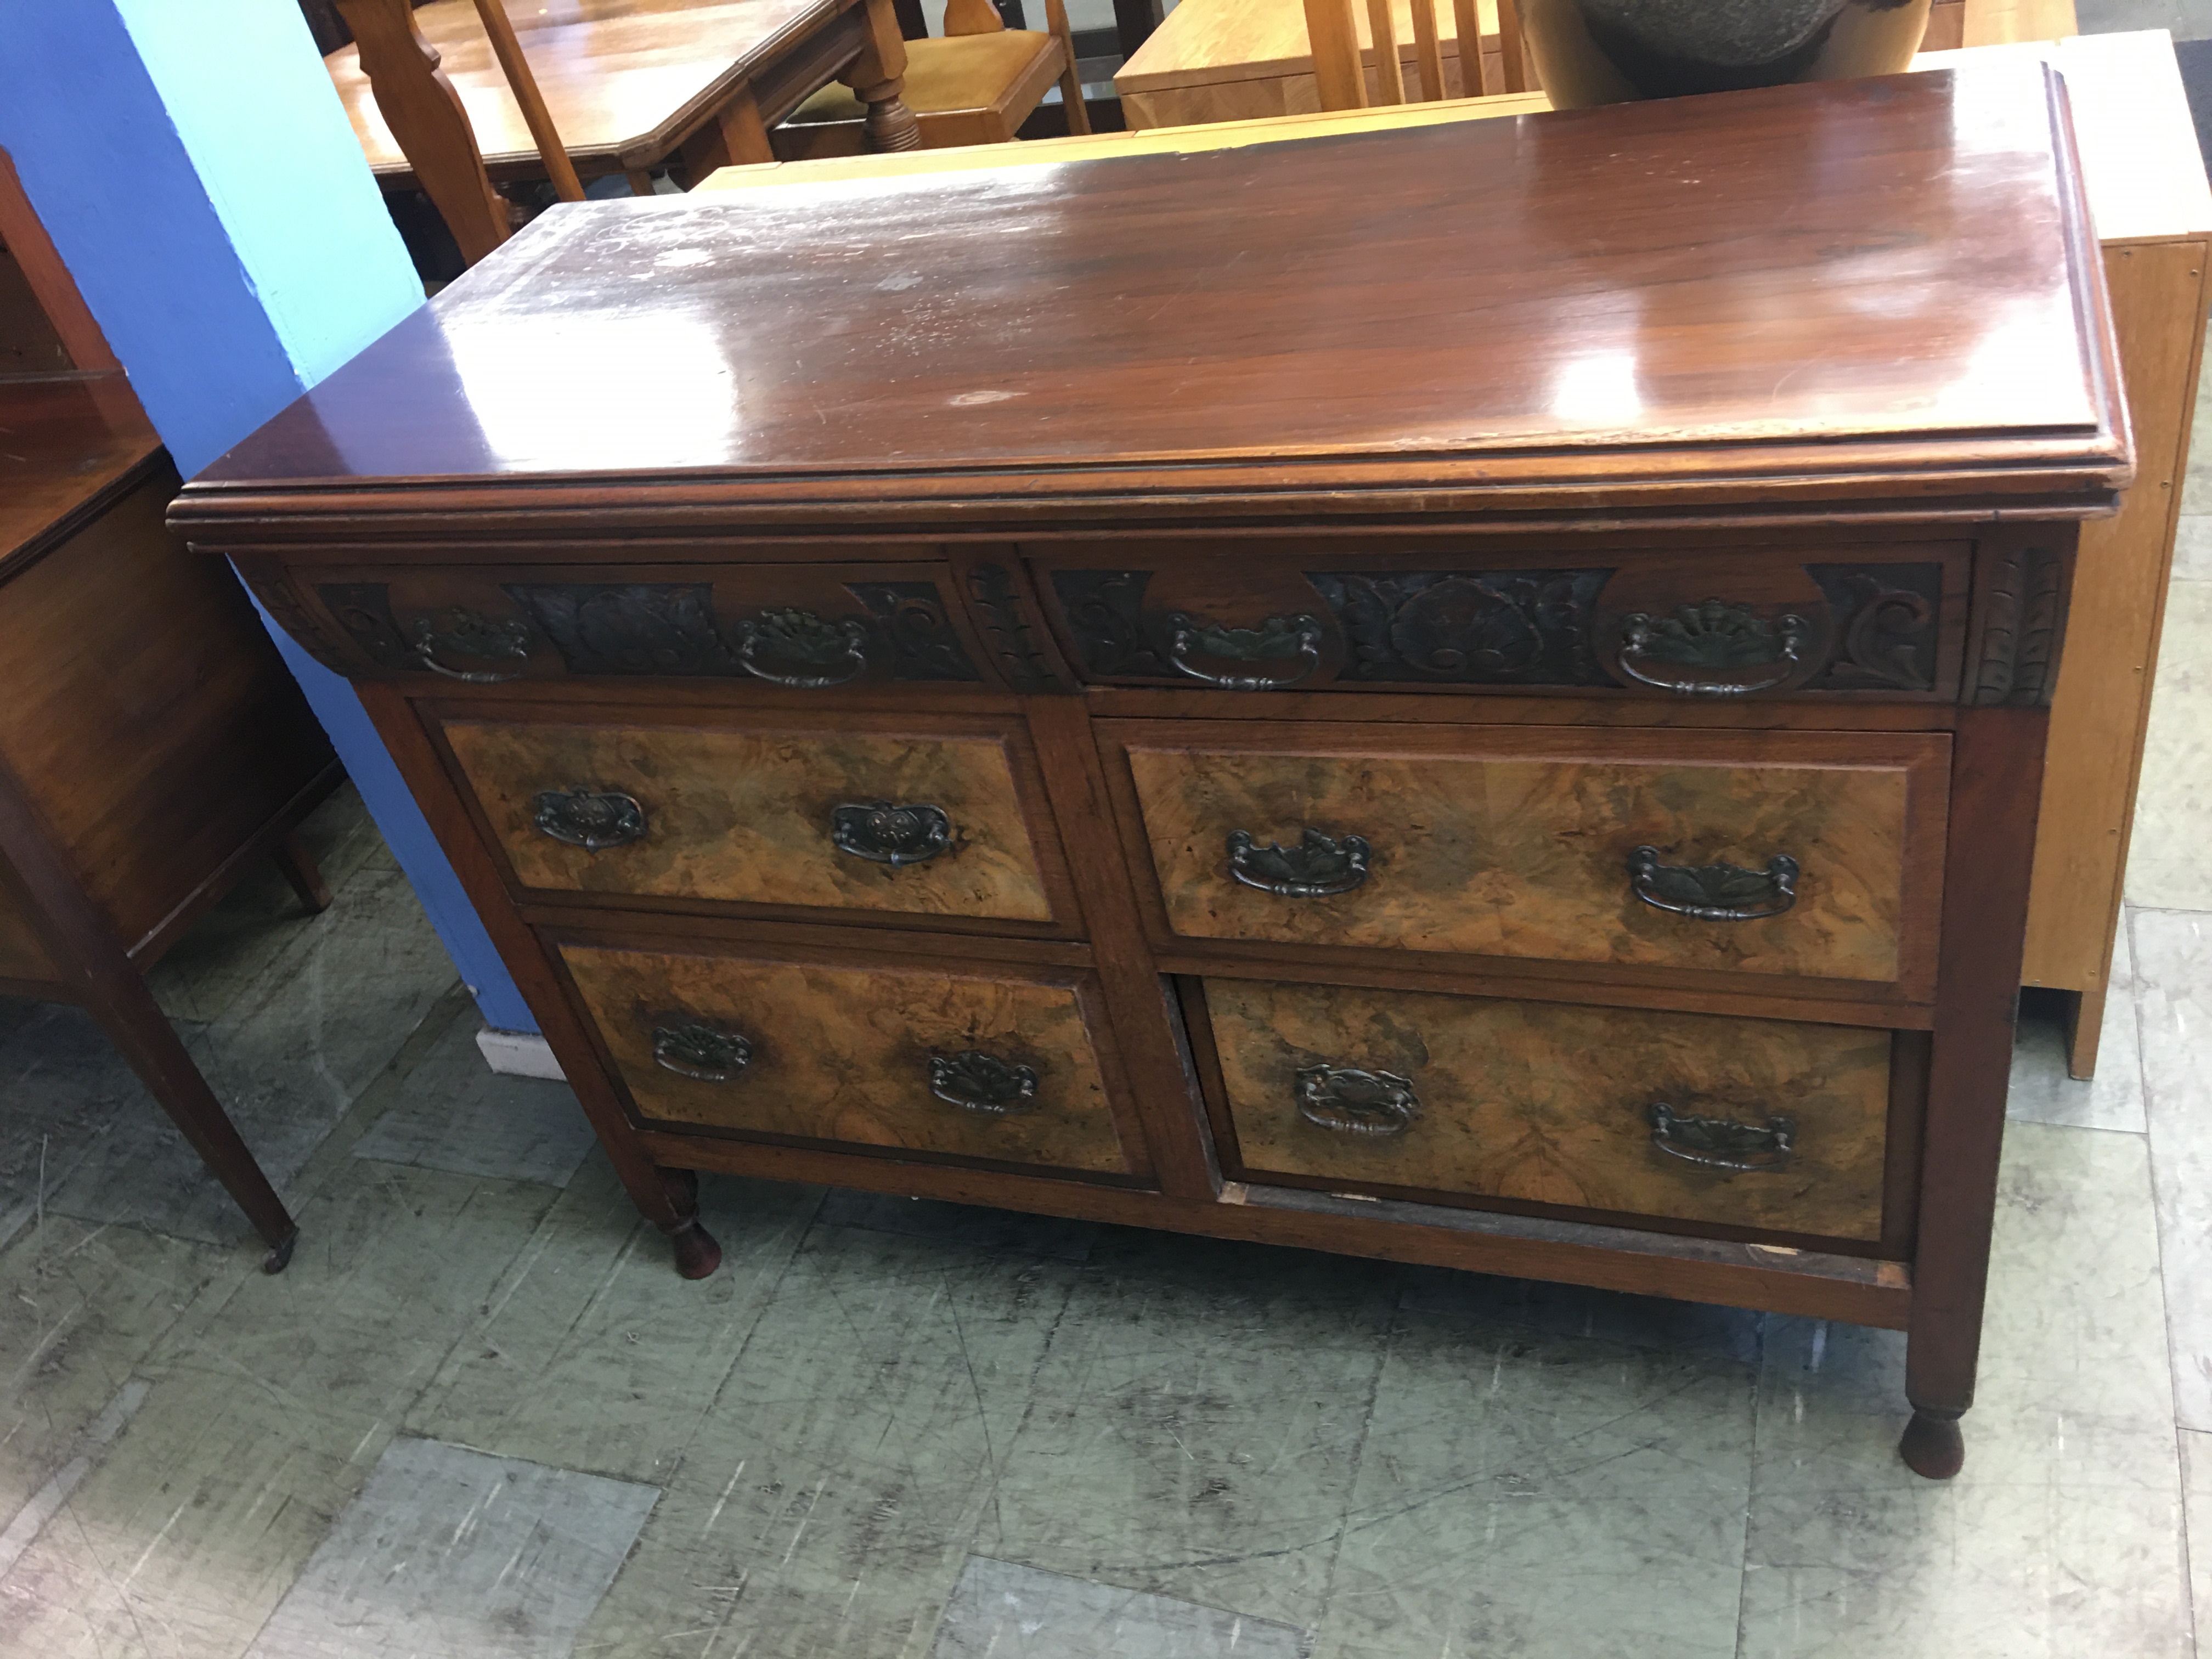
847;0;922;152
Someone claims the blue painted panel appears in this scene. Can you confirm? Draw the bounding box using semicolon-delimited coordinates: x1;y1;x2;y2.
0;1;538;1032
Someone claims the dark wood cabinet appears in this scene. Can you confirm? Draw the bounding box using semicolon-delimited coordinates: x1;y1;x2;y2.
175;61;2126;1475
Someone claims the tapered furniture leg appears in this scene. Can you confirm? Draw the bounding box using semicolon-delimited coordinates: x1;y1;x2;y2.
658;1166;722;1279
1903;703;2049;1477
849;0;922;151
272;829;334;915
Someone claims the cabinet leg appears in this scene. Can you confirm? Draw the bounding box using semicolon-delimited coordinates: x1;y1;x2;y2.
2063;983;2106;1081
270;829;334;916
656;1166;721;1280
1899;1404;1966;1479
86;972;298;1272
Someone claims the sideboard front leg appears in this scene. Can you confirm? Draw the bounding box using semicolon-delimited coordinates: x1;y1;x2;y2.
1904;702;2050;1478
847;0;922;151
658;1166;723;1280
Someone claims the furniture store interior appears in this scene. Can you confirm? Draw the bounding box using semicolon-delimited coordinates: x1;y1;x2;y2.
3;0;2210;1652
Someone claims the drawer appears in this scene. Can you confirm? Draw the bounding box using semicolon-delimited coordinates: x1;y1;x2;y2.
302;561;1009;689
1103;720;1948;992
1196;977;1894;1244
442;709;1072;927
1029;540;1969;698
560;940;1140;1177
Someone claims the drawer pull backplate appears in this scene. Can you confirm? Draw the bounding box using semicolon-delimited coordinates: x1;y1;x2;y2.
1618;600;1810;696
929;1049;1041;1115
1628;846;1799;922
653;1021;754;1082
831;801;952;867
1228;828;1372;898
533;787;647;851
1167;612;1324;691
1295;1064;1420;1136
411;608;532;683
1648;1101;1796;1172
736;608;870;689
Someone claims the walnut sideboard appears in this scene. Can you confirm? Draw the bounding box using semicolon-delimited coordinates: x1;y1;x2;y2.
175;62;2128;1476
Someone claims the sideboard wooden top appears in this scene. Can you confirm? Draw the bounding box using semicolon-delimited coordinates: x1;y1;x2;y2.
2;377;161;573
179;60;2126;536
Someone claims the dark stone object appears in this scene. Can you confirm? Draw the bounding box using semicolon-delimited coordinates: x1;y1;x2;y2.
1522;0;1929;106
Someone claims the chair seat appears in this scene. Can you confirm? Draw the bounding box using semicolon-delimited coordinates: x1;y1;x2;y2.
786;31;1058;123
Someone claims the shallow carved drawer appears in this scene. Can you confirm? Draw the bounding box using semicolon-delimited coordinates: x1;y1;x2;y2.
443;710;1070;926
306;561;999;689
1199;977;1893;1243
561;942;1138;1176
1029;541;1968;698
1104;720;1947;993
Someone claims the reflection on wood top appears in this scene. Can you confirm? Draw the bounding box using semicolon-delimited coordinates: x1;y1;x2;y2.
184;63;2127;530
326;0;845;171
1;377;161;568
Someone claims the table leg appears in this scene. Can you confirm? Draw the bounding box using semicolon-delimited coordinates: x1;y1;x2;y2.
845;0;923;151
718;86;778;167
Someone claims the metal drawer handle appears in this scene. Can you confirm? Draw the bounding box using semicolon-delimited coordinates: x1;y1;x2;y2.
410;608;532;682
1295;1064;1420;1136
652;1020;753;1083
1618;600;1810;697
1648;1101;1796;1172
831;801;951;867
533;787;647;851
929;1049;1041;1115
1166;611;1324;691
1228;828;1370;898
1628;846;1799;922
736;608;870;689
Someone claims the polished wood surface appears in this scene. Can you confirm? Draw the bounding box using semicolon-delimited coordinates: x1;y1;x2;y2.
0;379;162;570
189;65;2124;526
181;64;2126;1476
1118;0;2070;130
443;711;1062;922
1109;721;1945;989
1200;975;1893;1242
559;939;1136;1173
0;148;120;375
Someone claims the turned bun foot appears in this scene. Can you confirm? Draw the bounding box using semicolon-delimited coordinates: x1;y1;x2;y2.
667;1218;723;1280
1899;1408;1965;1479
262;1227;298;1274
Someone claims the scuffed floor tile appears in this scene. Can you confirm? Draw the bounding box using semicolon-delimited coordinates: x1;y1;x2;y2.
929;1555;1303;1658
352;1013;595;1188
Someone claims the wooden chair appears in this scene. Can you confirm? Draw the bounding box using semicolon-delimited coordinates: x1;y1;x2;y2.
332;0;586;267
1302;0;1528;109
774;0;1088;158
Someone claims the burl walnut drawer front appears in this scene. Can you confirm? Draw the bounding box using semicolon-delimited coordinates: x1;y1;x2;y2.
1200;978;1892;1243
443;711;1067;925
1103;721;1948;992
561;943;1138;1176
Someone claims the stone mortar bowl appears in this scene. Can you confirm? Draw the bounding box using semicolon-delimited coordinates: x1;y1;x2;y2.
1520;0;1932;106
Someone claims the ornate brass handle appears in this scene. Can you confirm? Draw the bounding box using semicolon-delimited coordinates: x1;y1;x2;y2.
410;608;532;683
736;608;870;689
533;787;647;851
1228;828;1370;897
1617;600;1811;696
652;1020;753;1082
831;802;951;868
929;1049;1041;1115
1628;847;1799;922
1295;1064;1420;1136
1166;612;1324;690
1648;1101;1796;1172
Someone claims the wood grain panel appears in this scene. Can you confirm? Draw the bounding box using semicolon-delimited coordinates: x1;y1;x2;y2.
560;941;1133;1173
1107;721;1948;991
1203;977;1893;1242
444;712;1060;922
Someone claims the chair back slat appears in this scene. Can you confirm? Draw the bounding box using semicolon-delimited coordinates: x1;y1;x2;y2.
1303;0;1369;109
1409;0;1446;100
469;0;585;201
1307;0;1541;110
1364;0;1406;103
1497;0;1531;91
1450;0;1487;93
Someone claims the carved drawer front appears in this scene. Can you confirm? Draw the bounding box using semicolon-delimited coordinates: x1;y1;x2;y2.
1104;721;1948;994
560;942;1138;1177
1029;542;1967;698
443;711;1066;925
305;562;1000;688
1200;977;1892;1243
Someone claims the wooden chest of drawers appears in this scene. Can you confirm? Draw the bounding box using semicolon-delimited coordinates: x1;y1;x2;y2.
174;61;2128;1476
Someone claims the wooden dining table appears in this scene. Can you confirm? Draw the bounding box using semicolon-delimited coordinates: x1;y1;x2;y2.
326;0;913;193
1111;0;2078;130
